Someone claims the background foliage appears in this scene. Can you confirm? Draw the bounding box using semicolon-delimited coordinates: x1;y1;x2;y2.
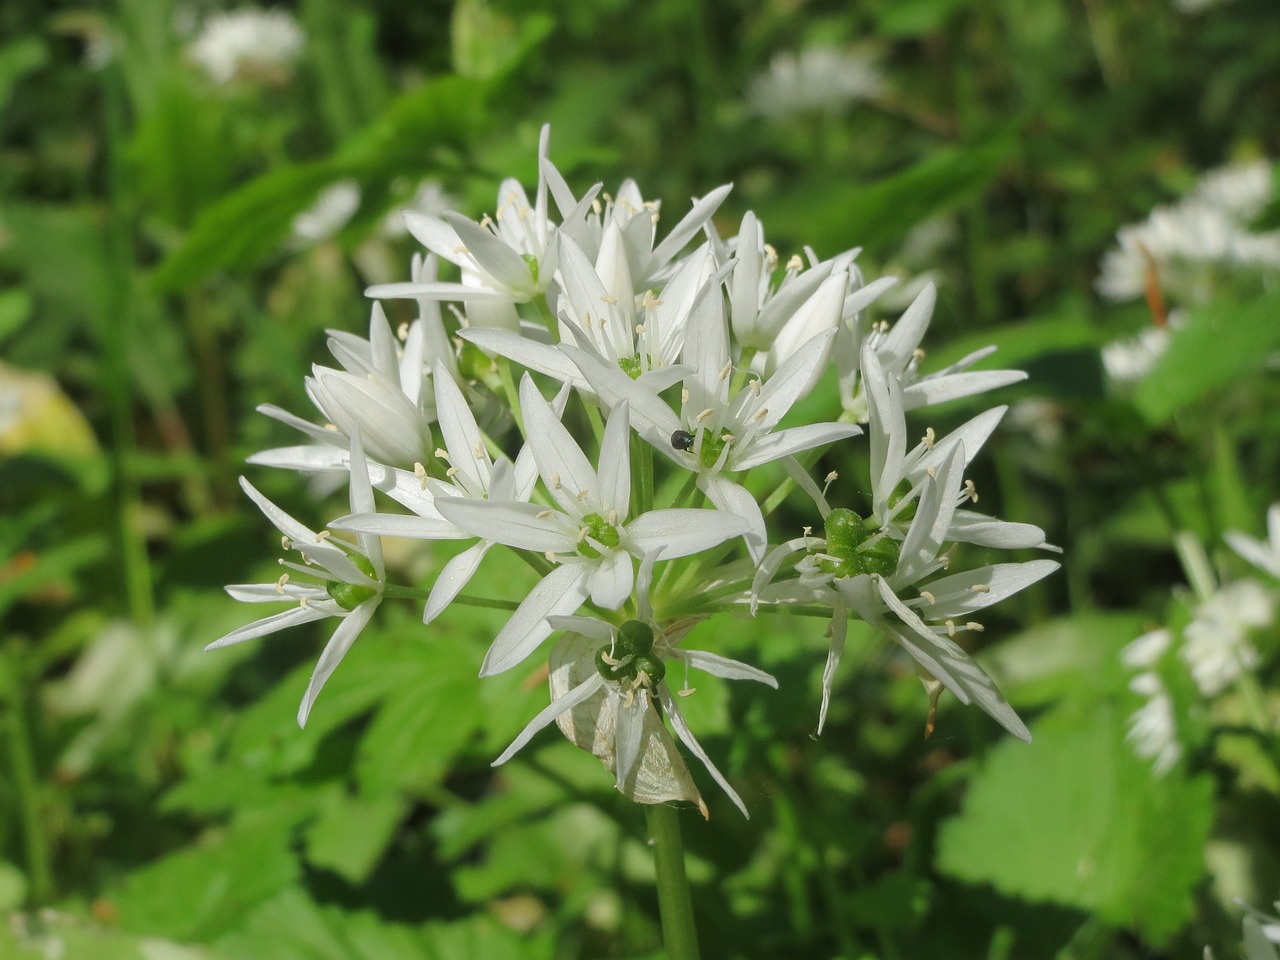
3;0;1280;957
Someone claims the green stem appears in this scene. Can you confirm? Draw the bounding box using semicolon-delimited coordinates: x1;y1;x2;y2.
5;690;52;904
644;803;700;960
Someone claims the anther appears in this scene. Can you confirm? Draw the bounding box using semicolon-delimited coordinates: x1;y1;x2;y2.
275;574;289;594
753;407;769;421
966;622;985;632
544;550;557;562
445;466;459;478
964;480;979;503
719;362;733;381
945;620;956;637
681;388;690;404
299;596;310;608
926;466;937;478
678;687;697;698
551;472;562;489
696;408;714;423
414;462;428;489
281;536;291;551
751;380;762;396
434;447;450;461
919;590;936;604
536;510;554;520
472;441;485;460
397;322;410;341
607;509;618;525
785;254;804;272
316;530;331;542
970;583;991;594
601;294;618;305
912;348;925;363
922;427;935;449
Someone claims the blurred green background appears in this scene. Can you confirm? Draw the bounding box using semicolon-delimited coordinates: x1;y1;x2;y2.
3;0;1280;957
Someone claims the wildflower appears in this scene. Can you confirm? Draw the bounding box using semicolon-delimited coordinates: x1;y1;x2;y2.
746;46;884;118
1225;503;1280;579
291;181;360;245
187;7;304;86
382;179;457;239
434;377;749;675
252;303;435;471
1181;579;1273;696
1120;628;1182;775
207;431;384;726
493;555;776;817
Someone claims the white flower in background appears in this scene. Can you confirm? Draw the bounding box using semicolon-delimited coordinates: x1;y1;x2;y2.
1182;579;1273;696
1100;318;1176;384
837;283;1027;423
208;432;384;726
565;283;861;563
382;179;456;239
746;45;884;118
252;302;435;471
291;180;361;245
1097;159;1280;304
1226;503;1280;579
1174;0;1233;14
434;377;749;676
493;555;776;817
1120;627;1182;775
187;7;304;86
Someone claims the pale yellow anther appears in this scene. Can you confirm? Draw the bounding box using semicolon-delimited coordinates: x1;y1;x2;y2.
642;291;662;309
600;650;619;666
802;525;813;536
397;321;410;341
582;312;593;329
634;323;646;335
601;294;618;305
681;388;690;404
696;408;714;423
281;536;292;551
785;253;804;272
446;466;459;478
434;447;450;461
480;213;494;229
677;687;697;698
324;423;340;432
623;688;636;709
591;198;602;215
576;489;590;501
753;407;769;422
922;427;935;449
967;622;985;632
919;590;936;604
912;348;926;363
971;583;991;594
536;510;554;520
275;573;290;594
824;471;838;483
719;362;733;381
945;619;956;637
544;550;557;563
720;432;735;444
751;379;762;396
452;244;468;255
927;466;937;478
964;479;979;503
607;509;618;525
316;530;331;542
551;472;562;489
414;462;428;490
763;242;778;265
299;596;310;608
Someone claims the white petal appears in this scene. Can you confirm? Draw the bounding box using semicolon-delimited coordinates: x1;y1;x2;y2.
239;476;319;546
445;212;535;295
658;686;749;818
330;511;466;541
733;422;861;470
879;282;936;368
597;402;632;516
627;507;749;559
492;673;606;766
423;541;493;624
946;511;1049;550
434;360;488;492
435;498;570;552
645;184;732;281
818;607;848;734
247;445;349;473
346;429;383;578
297;598;381;727
520;375;601;515
225;583;327;603
256;403;346;447
615;689;646;790
902;370;1028;410
562;344;682;451
917;559;1060;619
480;563;592;675
896;443;966;585
679;650;777;687
545;615;614;640
206;603;331;649
862;346;907;518
699;475;766;563
365;280;511;302
588;549;634;609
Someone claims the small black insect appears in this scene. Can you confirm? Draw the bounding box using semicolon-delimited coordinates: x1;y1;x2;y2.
670;429;695;452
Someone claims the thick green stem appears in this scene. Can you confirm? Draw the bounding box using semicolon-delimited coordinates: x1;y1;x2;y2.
644;803;700;960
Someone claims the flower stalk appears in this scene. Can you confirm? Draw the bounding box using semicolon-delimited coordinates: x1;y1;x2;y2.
646;802;701;960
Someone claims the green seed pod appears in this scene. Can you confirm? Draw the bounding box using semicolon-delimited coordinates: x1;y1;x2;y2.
326;580;377;611
857;536;901;577
633;652;665;685
825;508;864;557
595;646;630;680
616;620;655;655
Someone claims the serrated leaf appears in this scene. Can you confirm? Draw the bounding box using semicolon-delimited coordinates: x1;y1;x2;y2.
936;704;1213;944
1133;290;1280;423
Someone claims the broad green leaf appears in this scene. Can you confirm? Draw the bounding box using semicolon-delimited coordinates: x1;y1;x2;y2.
0;36;48;112
0;288;32;342
936;704;1213;944
112;809;302;941
304;791;406;884
1134;290;1280;423
872;0;973;37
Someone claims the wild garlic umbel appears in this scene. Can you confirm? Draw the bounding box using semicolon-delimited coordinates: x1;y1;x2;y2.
209;126;1058;818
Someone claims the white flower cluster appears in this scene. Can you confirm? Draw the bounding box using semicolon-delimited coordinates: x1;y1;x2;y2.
1122;505;1280;775
1096;159;1280;305
187;7;304;87
211;127;1055;816
745;45;884;119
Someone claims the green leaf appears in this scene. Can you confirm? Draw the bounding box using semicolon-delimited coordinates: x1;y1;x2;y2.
303;791;407;884
936;703;1213;944
113;809;302;941
1133;290;1280;423
0;288;32;342
0;36;48;112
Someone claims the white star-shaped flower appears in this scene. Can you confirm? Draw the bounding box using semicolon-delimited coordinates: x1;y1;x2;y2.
208;430;384;726
435;376;749;675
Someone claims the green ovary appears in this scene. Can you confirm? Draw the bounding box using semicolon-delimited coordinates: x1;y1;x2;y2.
819;507;901;578
326;553;378;611
577;513;621;559
594;620;663;684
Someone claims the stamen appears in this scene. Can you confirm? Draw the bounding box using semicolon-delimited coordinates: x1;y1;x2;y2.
316;530;331;542
414;462;428;490
970;583;991;594
718;362;732;381
696;408;714;423
966;622;985;632
281;536;292;551
434;447;450;461
964;479;979;503
720;432;736;443
919;590;936;604
945;619;956;637
275;574;289;594
472;441;485;460
785;253;804;272
912;347;925;363
544;550;557;563
607;509;618;525
299;596;310;608
751;379;762;397
753;407;769;422
922;427;935;449
634;323;646;335
926;466;937;478
550;472;562;489
677;687;697;698
397;321;410;341
445;466;459;478
536;510;554;520
479;213;494;229
324;423;339;432
577;527;590;543
601;294;618;305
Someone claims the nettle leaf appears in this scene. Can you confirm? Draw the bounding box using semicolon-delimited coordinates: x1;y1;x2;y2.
1134;289;1280;423
936;703;1212;944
